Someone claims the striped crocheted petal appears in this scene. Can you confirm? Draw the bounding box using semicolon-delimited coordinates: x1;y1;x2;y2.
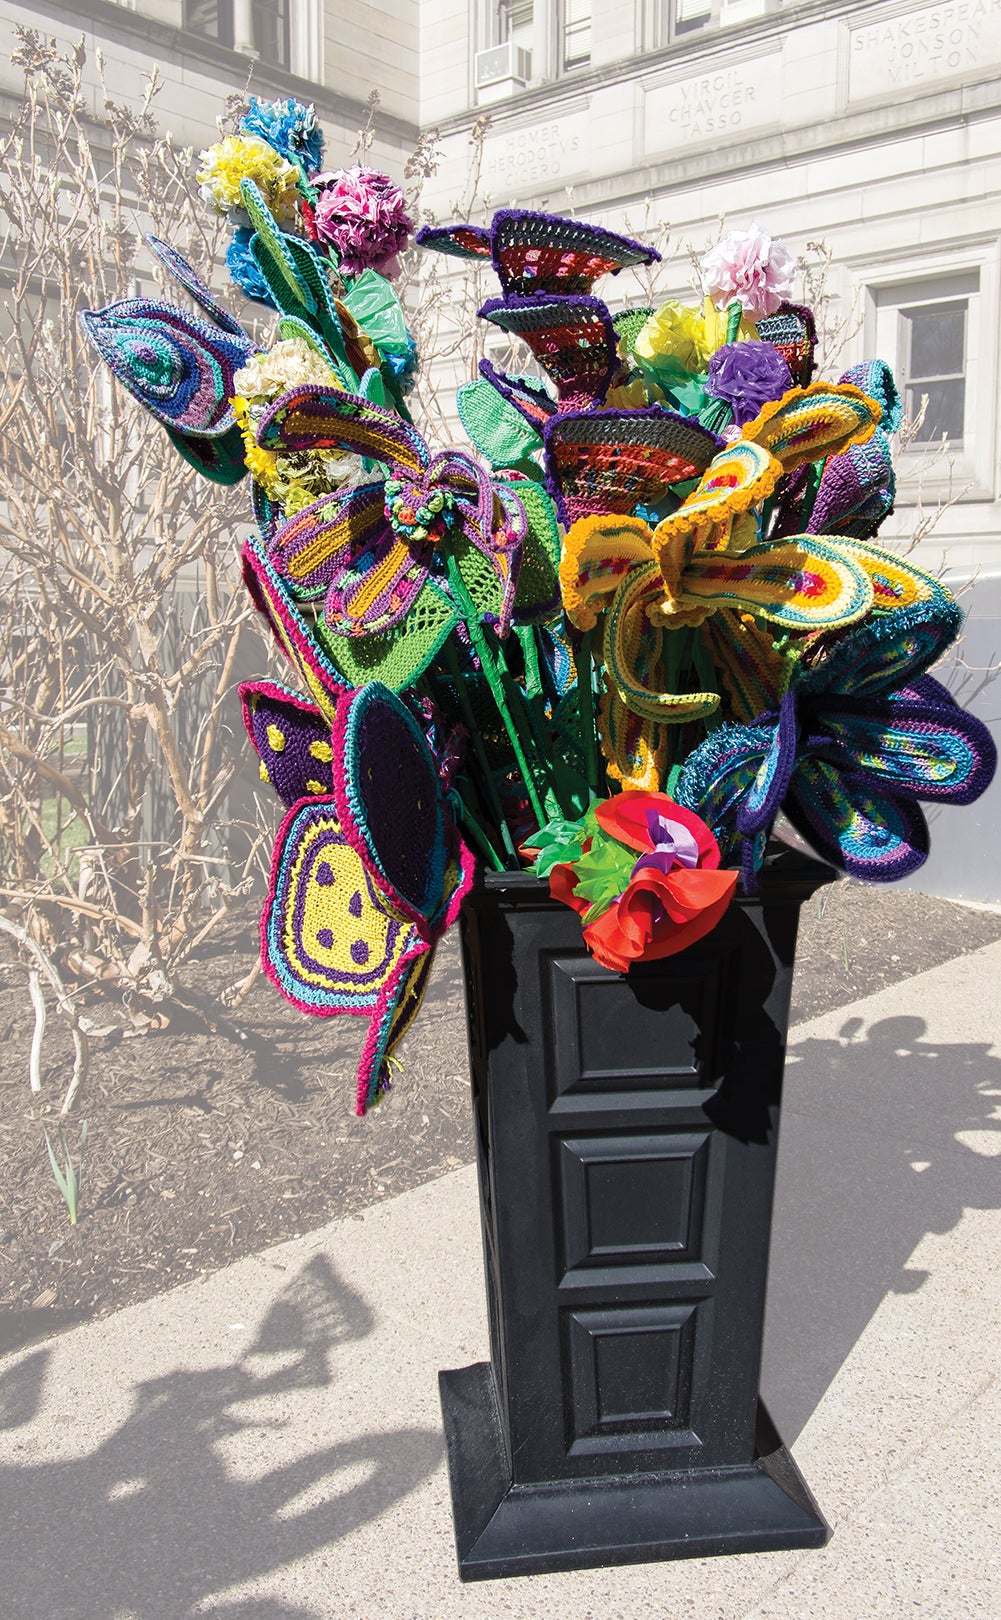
354;940;435;1115
268;484;386;601
675;536;873;631
240;680;335;808
754;303;818;389
787;758;929;881
829;537;952;619
257;384;428;474
841;359;903;434
261;795;418;1016
478;360;557;430
653;440;783;555
414;222;492;262
700;613;790;724
598;687;667;792
674;720;773;852
605;561;720;725
736;690;798;835
560;513;657;631
333;683;451;924
809;692;996;807
241;535;349;722
807;429;895;539
323;530;430;638
742;383;882;476
479;294;620;406
799;596;963;704
145;233;247;337
544;408;722;527
491;209;660;298
81;300;253;434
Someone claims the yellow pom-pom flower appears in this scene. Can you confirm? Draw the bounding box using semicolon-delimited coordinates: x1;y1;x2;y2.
196;134;299;221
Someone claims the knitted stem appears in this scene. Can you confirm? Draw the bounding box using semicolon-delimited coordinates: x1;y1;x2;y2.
574;628;600;795
442;638;518;863
454;790;505;871
490;630;560;809
445;556;548;831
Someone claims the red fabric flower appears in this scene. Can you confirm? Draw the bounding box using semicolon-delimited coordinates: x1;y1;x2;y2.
549;792;738;972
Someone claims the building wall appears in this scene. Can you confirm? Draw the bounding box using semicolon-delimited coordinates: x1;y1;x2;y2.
0;0;420;164
419;0;1001;575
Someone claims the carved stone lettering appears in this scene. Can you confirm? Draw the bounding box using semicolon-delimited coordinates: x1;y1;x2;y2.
483;112;592;193
849;0;1001;99
643;54;780;154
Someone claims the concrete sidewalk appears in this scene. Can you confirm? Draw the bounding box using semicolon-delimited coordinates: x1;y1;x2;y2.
2;943;1000;1619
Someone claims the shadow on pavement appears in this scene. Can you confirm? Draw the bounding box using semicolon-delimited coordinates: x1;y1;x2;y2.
0;1253;443;1619
763;1013;1001;1442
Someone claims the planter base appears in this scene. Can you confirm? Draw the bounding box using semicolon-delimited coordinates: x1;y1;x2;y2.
440;1362;829;1582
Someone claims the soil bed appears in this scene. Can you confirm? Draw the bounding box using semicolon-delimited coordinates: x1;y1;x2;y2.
2;879;999;1354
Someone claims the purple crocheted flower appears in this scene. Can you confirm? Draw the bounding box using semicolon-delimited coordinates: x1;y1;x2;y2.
304;167;414;278
705;341;792;427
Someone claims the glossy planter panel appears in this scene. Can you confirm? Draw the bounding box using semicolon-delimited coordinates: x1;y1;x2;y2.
440;847;834;1581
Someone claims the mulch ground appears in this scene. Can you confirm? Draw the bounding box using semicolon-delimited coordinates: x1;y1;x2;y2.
3;878;1000;1357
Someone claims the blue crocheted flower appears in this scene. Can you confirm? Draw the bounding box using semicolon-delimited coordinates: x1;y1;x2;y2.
239;96;324;174
676;599;996;888
226;227;277;308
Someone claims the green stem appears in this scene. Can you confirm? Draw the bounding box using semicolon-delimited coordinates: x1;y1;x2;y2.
442;639;517;863
454;790;504;871
725;297;743;343
574;628;599;796
445;558;548;830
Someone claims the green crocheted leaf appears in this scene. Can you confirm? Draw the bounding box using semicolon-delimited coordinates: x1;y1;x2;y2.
613;307;654;355
165;423;248;484
499;480;561;625
453;531;505;625
457;378;542;469
315;579;458;692
342;271;409;356
276;314;350;381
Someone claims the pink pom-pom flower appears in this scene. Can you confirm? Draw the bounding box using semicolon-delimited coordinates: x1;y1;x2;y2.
699;223;796;320
304;166;414;278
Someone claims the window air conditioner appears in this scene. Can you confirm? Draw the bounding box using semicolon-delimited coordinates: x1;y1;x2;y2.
475;41;532;89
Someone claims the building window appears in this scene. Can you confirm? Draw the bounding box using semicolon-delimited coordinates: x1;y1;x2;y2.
251;0;290;67
901;299;967;445
183;0;289;66
499;0;534;51
185;0;233;48
561;0;591;69
673;0;716;36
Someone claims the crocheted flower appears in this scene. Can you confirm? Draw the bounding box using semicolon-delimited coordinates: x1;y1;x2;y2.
197;135;299;222
676;597;996;888
225;227;277;308
304;167;414;277
232;340;364;513
705;341;793;427
239;95;324;173
546;793;738;971
700;224;796;320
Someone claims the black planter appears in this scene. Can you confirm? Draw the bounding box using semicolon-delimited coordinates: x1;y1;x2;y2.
440;845;835;1582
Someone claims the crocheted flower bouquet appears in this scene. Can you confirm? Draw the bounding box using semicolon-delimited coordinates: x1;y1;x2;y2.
83;102;996;1111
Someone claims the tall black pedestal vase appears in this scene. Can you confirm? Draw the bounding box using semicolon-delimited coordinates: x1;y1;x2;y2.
440;846;835;1582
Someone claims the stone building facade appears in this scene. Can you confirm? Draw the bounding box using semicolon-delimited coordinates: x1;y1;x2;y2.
421;0;1001;578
